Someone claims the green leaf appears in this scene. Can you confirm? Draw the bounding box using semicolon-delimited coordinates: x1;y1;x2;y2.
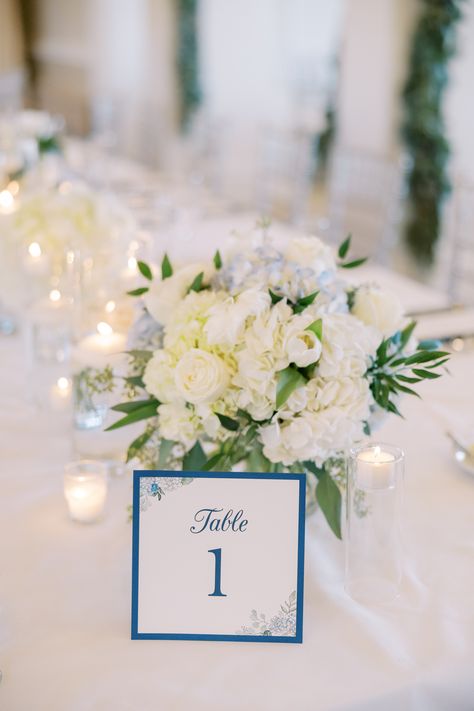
216;413;239;431
182;440;207;471
296;290;319;308
137;260;153;280
269;289;284;305
412;368;442;379
124;375;145;389
158;439;175;467
188;271;204;293
202;453;225;471
276;367;307;409
161;253;173;280
127;287;149;297
316;471;342;539
387;400;404;417
340;257;368;269
111;398;159;414
338;234;351;259
404;350;449;365
363;421;371;436
302;460;325;478
305;318;323;341
213;250;222;269
399;320;417;349
247;445;272;472
393;383;421;398
105;401;158;431
396;374;422;384
126;428;154;463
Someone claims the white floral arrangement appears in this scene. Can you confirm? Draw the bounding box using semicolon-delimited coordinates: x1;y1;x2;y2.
109;228;448;537
0;181;135;307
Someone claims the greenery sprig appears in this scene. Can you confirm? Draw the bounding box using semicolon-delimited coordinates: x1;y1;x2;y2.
401;0;463;263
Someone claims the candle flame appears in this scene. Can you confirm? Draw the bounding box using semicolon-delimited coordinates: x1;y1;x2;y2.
127;256;138;271
97;321;113;336
7;180;19;196
28;242;42;258
49;289;61;302
105;300;116;313
374;445;381;460
57;377;70;391
0;189;14;209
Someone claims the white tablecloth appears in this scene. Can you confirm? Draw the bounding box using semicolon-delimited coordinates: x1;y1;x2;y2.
1;258;473;710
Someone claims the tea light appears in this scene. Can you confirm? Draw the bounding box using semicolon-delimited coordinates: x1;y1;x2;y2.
355;444;396;490
50;376;72;410
73;322;126;370
0;189;15;214
23;242;50;276
64;460;108;523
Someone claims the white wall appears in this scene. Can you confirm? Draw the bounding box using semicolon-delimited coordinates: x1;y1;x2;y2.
199;0;345;128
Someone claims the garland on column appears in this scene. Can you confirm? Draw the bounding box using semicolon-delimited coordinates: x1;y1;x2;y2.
401;0;463;264
177;0;202;132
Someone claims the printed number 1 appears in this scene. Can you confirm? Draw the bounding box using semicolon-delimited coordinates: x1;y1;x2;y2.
208;548;227;597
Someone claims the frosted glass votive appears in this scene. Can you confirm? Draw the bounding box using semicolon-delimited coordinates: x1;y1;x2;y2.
64;460;108;523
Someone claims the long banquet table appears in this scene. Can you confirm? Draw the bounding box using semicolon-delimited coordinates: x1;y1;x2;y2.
1;203;474;710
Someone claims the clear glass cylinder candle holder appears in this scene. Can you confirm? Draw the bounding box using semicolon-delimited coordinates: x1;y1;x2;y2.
64;460;108;523
345;443;404;604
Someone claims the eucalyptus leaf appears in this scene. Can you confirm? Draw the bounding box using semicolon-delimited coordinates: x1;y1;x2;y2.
412;368;442;379
182;440;207;471
158;439;175;467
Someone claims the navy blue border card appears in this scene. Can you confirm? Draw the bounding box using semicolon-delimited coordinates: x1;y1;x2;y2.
131;470;306;644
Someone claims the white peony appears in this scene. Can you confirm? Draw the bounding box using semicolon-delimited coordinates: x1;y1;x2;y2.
205;287;270;347
285;236;336;276
174;348;229;404
318;313;379;379
145;262;215;326
143;350;178;403
352;285;403;337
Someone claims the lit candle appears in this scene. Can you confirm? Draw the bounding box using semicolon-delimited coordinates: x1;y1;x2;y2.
0;189;15;215
119;255;140;286
356;444;396;490
23;242;50;276
64;461;108;523
50;376;72;410
73;322;127;370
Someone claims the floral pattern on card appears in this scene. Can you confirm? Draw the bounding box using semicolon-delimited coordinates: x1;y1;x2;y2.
139;476;193;512
238;591;297;637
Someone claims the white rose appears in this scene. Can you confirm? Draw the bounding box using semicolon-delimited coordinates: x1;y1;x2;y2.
282;315;322;368
174;348;229;404
143;350;178;403
205;287;270;347
145;262;214;326
352;286;403;337
285;236;336;276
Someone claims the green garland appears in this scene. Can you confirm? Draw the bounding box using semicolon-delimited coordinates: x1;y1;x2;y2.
401;0;463;264
177;0;202;132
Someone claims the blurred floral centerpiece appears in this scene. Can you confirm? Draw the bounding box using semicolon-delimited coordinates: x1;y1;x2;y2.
111;227;448;537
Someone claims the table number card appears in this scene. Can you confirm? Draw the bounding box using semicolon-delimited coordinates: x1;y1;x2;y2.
131;471;305;643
